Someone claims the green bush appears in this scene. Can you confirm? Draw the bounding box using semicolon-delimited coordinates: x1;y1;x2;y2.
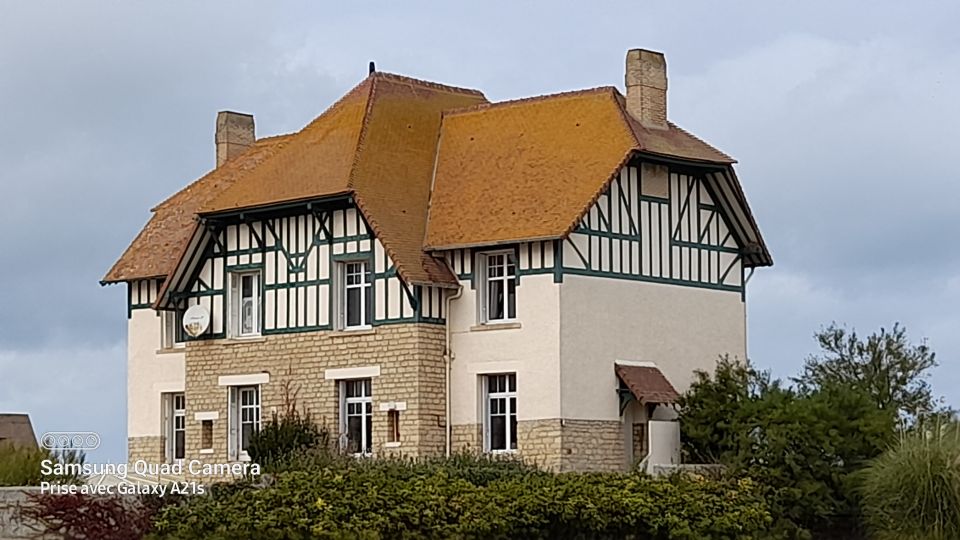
0;445;86;486
859;426;960;540
246;407;329;473
152;456;772;539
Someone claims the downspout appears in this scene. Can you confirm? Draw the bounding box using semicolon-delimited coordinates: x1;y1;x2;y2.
444;282;463;457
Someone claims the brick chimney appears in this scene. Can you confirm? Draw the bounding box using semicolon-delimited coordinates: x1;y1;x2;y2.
625;49;668;129
215;111;255;167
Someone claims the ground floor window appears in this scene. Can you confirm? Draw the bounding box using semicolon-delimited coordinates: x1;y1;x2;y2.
163;392;185;462
483;373;517;452
340;379;372;455
229;385;260;460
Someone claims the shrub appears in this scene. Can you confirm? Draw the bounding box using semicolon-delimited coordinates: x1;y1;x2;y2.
152;455;772;539
859;426;960;540
24;493;176;540
246;381;332;473
0;445;86;486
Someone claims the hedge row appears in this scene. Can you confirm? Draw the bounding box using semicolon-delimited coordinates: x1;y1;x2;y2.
152;456;772;539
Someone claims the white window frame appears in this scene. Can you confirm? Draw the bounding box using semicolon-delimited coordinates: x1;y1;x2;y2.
476;251;517;324
160;310;185;349
483;373;517;453
228;385;260;461
339;379;373;455
337;260;371;330
163;392;186;462
229;271;261;338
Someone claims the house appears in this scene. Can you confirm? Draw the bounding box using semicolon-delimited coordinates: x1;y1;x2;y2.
102;49;770;472
0;414;38;449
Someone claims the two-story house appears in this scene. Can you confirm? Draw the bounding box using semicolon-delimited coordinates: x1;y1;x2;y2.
102;49;771;472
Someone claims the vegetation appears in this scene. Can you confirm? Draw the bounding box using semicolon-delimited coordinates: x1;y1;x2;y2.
679;323;950;538
858;425;960;540
795;323;944;424
152;455;772;539
0;445;86;486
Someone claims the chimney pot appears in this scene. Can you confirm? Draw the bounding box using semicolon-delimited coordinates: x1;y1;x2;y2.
215;111;255;167
625;49;668;129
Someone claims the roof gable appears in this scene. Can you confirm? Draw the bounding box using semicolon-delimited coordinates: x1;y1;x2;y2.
423;86;755;256
102;135;292;283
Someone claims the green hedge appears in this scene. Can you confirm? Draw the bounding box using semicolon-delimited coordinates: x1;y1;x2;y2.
152;456;772;539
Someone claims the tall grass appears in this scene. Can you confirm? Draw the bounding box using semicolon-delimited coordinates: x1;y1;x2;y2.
859;425;960;540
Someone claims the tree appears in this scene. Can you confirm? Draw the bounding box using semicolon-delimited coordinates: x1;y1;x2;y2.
679;357;896;537
795;323;940;424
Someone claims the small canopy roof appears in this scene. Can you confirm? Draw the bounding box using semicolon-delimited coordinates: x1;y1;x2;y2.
615;363;680;406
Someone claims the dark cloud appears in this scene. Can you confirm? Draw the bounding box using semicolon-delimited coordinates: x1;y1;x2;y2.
1;1;957;461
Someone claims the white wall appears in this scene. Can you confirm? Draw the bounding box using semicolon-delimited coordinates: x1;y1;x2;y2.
448;274;561;425
559;275;746;421
127;309;184;438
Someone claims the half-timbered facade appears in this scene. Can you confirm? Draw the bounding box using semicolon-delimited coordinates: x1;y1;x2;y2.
103;48;771;472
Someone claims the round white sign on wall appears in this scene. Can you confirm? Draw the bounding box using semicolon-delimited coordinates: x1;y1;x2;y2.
182;305;211;337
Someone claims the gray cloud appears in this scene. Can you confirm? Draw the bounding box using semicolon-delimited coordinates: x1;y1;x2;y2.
1;1;957;461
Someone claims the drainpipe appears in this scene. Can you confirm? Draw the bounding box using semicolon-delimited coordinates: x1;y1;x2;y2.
444;283;463;457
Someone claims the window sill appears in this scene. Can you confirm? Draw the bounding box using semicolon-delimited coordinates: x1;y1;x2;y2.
470;322;522;332
155;346;186;355
327;327;376;339
199;448;214;455
488;449;518;455
220;336;267;345
383;442;402;449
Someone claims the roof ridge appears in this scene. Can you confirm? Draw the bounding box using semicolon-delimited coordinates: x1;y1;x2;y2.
442;86;618;117
371;71;485;97
345;74;379;190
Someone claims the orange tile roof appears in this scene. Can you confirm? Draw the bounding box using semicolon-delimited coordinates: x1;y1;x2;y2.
424;87;736;251
200;73;487;286
106;71;763;290
101;135;292;284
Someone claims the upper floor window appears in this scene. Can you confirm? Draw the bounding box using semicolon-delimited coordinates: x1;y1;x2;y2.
338;261;371;330
477;252;516;324
229;271;260;337
160;311;185;349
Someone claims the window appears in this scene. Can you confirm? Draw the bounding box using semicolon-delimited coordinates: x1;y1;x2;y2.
229;272;260;337
478;252;516;323
228;385;260;460
338;261;371;330
483;374;517;452
201;420;213;451
160;311;184;349
340;379;372;455
387;410;400;444
163;393;185;462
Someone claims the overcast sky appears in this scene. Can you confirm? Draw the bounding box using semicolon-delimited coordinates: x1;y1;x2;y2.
1;2;957;462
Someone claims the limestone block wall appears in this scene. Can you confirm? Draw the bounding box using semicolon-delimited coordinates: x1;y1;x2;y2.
451;418;624;472
141;323;448;465
127;435;165;464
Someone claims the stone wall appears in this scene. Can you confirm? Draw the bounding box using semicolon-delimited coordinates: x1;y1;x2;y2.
127;435;165;464
133;324;447;466
559;420;624;472
0;488;58;539
452;418;625;472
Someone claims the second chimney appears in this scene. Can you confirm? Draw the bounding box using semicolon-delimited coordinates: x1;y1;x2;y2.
215;111;255;167
625;49;668;129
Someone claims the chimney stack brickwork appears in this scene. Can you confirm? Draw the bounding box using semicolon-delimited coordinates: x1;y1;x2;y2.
215;111;255;167
625;49;668;129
